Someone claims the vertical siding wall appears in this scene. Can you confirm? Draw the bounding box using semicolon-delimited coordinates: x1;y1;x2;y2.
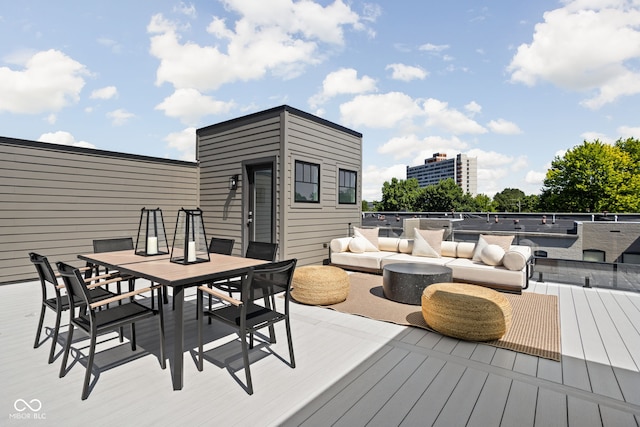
282;112;362;265
0;138;198;284
198;114;282;256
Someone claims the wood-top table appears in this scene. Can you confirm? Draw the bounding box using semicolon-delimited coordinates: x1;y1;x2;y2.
78;250;267;390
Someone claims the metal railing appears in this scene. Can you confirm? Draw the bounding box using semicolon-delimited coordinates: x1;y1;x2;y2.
533;257;640;292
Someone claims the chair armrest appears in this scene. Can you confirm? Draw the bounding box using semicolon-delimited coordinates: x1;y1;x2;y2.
84;272;117;282
198;285;242;307
90;285;161;309
86;276;128;289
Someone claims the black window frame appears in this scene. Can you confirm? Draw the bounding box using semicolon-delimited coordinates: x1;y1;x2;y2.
294;160;320;203
338;168;357;205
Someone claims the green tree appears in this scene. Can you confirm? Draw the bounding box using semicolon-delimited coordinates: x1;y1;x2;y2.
472;194;494;212
539;139;640;212
493;188;526;212
414;178;472;212
374;178;421;211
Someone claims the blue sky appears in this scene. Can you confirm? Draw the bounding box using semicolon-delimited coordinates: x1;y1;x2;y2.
1;1;639;201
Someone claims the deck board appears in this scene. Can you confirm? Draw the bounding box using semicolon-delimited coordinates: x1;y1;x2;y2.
3;279;640;426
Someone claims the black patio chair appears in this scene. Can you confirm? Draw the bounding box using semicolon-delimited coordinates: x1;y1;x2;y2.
209;237;235;255
30;253;116;364
56;261;166;400
197;258;297;395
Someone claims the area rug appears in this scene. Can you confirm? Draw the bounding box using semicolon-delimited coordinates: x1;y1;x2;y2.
325;273;561;361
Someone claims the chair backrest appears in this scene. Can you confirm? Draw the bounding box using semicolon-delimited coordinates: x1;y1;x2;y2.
241;259;297;305
93;237;134;253
209;237;235;255
245;241;278;261
56;262;93;312
29;252;61;300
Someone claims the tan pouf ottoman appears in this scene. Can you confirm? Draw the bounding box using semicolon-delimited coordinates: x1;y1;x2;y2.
421;283;512;341
291;266;349;305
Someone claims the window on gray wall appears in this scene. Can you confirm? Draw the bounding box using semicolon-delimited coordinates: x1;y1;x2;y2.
295;160;320;203
339;169;357;204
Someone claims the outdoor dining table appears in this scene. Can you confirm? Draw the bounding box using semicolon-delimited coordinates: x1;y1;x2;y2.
78;250;267;390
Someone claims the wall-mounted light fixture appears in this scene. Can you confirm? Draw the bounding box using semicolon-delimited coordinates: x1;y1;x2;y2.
229;174;238;191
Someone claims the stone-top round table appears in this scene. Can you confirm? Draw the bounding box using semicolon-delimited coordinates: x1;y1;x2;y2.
382;263;453;305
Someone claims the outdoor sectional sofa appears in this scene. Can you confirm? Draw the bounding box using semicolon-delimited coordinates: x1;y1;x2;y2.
329;229;533;294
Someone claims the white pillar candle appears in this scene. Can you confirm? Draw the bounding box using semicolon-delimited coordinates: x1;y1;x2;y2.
147;236;158;255
187;241;197;262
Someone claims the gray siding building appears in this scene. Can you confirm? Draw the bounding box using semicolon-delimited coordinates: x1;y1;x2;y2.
197;105;363;266
406;152;477;196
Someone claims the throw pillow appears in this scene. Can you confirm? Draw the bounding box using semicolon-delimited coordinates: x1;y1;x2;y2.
348;237;367;253
412;228;444;258
480;244;505;266
503;250;527;271
353;227;379;251
398;239;413;253
472;234;514;262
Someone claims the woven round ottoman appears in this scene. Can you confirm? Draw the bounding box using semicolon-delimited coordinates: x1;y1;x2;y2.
421;283;512;341
291;265;350;305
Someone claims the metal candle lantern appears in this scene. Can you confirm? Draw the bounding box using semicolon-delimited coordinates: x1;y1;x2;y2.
135;207;169;256
171;208;210;265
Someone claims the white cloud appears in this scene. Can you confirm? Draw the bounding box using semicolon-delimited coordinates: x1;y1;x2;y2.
90;86;118;100
464;101;482;116
148;1;367;91
618;125;640;139
309;68;376;107
386;63;428;82
378;134;468;161
419;43;449;52
106;109;135;126
362;163;408;201
508;1;640;109
165;127;196;161
155;88;235;125
581;130;613;143
340;92;422;128
422;98;487;135
0;49;88;114
525;170;547;186
174;2;197;19
97;37;122;54
38;131;95;148
487;118;523;134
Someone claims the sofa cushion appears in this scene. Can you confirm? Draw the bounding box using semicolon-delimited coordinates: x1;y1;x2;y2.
446;258;525;289
412;228;444;258
381;253;454;268
354;227;379;251
480;244;505;266
330;237;352;253
398;239;413;254
503;249;527;271
331;250;397;271
441;241;457;258
456;242;476;259
472;235;514;262
378;237;400;252
349;237;368;253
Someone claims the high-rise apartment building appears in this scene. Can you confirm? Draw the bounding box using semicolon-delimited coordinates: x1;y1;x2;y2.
406;153;477;196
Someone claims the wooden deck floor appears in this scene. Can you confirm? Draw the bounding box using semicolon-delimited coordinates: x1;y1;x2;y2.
1;278;639;426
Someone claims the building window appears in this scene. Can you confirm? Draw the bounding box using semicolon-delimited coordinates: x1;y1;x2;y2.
583;249;605;262
338;169;357;204
295;160;320;203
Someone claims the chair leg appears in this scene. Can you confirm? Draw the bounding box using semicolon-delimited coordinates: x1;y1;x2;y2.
34;304;46;348
285;318;296;368
130;323;137;351
241;333;253;395
59;324;75;378
48;309;63;364
82;334;97;400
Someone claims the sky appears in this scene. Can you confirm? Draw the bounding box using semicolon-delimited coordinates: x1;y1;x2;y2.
1;0;640;201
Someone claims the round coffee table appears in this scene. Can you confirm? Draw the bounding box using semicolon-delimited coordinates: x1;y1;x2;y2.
382;263;452;305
